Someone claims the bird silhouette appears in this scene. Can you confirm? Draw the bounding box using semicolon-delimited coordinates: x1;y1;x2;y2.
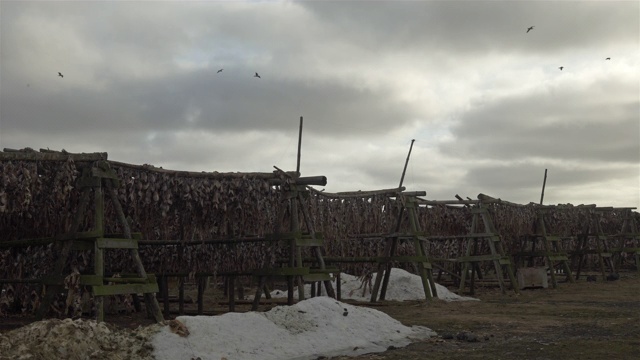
217;69;223;73
526;26;534;33
605;57;611;60
559;66;564;71
58;72;64;78
254;72;261;78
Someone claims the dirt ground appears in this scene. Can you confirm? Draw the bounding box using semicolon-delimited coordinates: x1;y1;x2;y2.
331;273;640;360
2;273;639;360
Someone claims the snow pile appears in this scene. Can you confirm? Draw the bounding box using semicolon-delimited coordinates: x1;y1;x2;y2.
0;318;160;360
268;268;480;302
152;296;435;360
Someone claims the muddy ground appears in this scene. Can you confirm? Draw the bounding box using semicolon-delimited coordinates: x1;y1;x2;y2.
332;273;640;360
1;273;638;360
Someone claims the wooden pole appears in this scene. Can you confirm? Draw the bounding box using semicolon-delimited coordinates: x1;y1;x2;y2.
382;140;417;297
296;116;303;175
372;140;416;301
105;178;164;322
94;182;105;322
398;139;415;188
540;169;548;205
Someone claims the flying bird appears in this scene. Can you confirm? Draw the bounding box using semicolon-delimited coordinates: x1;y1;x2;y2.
217;69;223;73
559;66;564;71
254;72;261;78
58;72;64;78
526;26;534;33
605;57;610;60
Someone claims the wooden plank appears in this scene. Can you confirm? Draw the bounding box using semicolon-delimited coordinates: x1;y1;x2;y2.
309;267;340;274
253;267;309;277
96;238;138;249
265;232;301;241
295;236;324;247
103;277;149;284
612;247;640;253
79;275;103;286
104;232;144;239
91;166;119;180
0;230;102;249
308;186;405;199
71;241;95;251
0;150;107;161
303;273;332;282
457;255;504;262
92;283;159;297
377;256;430;263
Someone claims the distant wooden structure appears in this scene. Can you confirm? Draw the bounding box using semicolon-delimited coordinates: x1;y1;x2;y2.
251;170;336;310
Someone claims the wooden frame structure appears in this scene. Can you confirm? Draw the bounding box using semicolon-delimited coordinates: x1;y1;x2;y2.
573;207;618;280
369;192;437;302
514;206;576;288
251;172;336;310
36;160;164;322
414;195;519;295
611;208;640;272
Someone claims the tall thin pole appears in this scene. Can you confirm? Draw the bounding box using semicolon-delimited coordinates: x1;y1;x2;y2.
296;116;303;176
399;139;415;188
540;168;548;205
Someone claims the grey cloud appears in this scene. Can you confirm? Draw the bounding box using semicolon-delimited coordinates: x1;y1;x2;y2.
441;77;640;164
460;162;639;204
2;67;416;138
301;1;638;55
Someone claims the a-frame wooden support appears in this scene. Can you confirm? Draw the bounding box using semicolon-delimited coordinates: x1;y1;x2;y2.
457;205;519;295
517;207;575;288
574;208;617;280
370;193;437;302
613;208;640;272
37;160;163;322
252;173;336;310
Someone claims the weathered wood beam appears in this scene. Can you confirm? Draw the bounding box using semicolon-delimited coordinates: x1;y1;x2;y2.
269;175;327;186
0;149;107;161
307;186;405;198
109;160;292;179
137;237;273;246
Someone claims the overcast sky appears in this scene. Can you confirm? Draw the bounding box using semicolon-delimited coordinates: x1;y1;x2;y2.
1;0;638;208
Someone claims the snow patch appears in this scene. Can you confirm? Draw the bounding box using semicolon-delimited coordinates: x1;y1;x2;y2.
267;268;480;302
152;296;435;360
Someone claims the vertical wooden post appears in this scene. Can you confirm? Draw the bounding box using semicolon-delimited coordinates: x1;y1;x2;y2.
290;194;305;302
228;275;236;312
178;277;185;315
161;275;169;317
540;169;548;205
398;140;415;189
371;207;403;302
296;191;335;298
197;276;205;315
94;182;105;322
105;178;163;322
373;140;415;301
458;213;477;294
407;203;435;299
296;116;303;175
